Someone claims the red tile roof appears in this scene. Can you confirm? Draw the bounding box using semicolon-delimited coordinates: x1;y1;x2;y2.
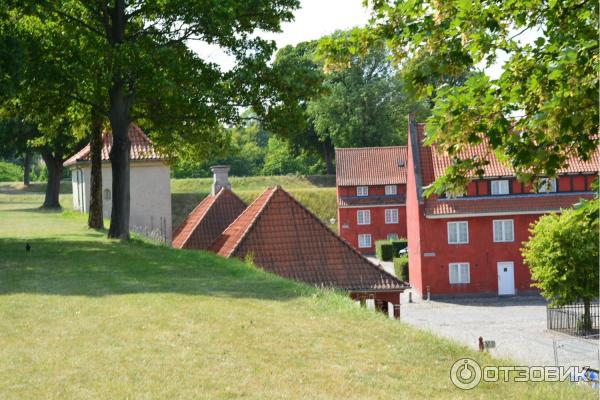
416;123;599;184
209;186;406;292
172;189;247;250
425;193;595;217
336;146;408;186
411;121;598;216
64;124;163;167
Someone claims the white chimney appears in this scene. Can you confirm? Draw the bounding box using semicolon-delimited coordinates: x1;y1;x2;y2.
210;165;231;195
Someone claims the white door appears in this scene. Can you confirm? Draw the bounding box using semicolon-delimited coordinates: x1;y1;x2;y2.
497;262;515;295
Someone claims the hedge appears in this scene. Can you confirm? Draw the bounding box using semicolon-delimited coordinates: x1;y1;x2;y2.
375;240;394;261
391;239;408;256
393;255;409;281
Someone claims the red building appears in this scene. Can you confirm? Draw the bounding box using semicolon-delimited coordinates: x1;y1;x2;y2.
335;147;408;254
405;117;598;298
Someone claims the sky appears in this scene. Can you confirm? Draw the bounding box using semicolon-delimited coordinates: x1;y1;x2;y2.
188;0;540;80
188;0;371;71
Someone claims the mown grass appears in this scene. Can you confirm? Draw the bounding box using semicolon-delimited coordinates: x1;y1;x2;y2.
171;175;338;231
0;192;594;399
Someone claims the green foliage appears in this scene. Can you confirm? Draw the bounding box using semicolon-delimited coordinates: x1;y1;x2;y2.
390;239;408;257
342;1;599;193
522;198;599;305
261;136;324;176
0;161;22;181
375;240;395;261
393;255;409;282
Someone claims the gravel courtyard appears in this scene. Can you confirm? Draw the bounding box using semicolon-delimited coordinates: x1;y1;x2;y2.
400;294;599;371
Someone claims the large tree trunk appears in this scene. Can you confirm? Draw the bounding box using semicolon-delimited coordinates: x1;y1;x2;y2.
583;299;592;333
40;151;63;209
23;149;31;186
322;138;335;175
88;110;104;230
107;81;132;240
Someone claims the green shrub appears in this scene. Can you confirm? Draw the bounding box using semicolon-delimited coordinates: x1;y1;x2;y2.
0;161;23;182
375;240;394;261
390;239;408;256
393;255;409;281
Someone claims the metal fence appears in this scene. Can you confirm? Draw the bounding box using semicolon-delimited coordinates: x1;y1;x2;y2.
547;302;600;337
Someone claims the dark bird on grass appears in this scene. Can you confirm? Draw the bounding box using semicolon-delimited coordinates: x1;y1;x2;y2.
25;242;31;252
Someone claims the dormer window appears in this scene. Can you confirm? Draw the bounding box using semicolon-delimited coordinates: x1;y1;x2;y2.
385;185;397;195
356;186;368;197
103;188;112;200
538;178;557;193
491;180;510;195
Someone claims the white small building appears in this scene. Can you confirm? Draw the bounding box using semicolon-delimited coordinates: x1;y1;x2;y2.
64;124;172;244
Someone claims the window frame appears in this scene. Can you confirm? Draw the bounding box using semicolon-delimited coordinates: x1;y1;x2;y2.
384;185;397;195
493;219;514;243
384;208;399;224
491;179;510;195
387;233;399;241
356;186;369;197
103;188;112;201
447;221;469;244
356;210;371;225
358;234;372;248
449;262;470;284
538;177;557;193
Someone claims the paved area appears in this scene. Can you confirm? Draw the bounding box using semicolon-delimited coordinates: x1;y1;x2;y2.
400;293;599;370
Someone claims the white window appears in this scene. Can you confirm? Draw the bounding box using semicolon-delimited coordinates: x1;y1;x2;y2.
449;263;470;284
357;210;371;225
493;219;514;242
491;180;510;195
387;233;399;241
356;186;369;196
385;209;399;224
385;185;397;195
448;221;468;244
358;234;372;248
538;178;557;193
103;188;111;201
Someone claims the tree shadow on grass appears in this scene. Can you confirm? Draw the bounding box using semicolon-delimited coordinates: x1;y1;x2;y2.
0;237;311;301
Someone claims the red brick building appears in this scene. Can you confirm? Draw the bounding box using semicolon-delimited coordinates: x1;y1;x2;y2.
335;147;408;254
405;117;598;298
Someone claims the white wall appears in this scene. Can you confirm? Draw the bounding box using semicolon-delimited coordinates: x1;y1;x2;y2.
70;161;172;244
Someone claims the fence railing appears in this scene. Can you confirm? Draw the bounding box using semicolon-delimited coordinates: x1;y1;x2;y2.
547;302;600;337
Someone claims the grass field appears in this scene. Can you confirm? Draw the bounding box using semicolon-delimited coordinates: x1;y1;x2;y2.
171;175;338;230
0;190;594;399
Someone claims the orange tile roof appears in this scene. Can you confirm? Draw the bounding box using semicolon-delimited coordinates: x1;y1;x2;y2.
64;124;163;167
425;193;594;217
336;146;408;186
172;189;247;250
416;123;599;184
209;186;406;292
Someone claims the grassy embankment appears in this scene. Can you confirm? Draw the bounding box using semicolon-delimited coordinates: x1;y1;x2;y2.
0;188;593;399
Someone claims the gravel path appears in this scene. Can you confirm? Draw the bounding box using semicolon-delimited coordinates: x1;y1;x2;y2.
399;293;599;370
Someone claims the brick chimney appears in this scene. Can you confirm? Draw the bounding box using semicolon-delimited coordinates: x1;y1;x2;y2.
210;165;231;195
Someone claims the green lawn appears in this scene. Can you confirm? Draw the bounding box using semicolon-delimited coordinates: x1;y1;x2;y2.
0;190;593;399
171;175;338;230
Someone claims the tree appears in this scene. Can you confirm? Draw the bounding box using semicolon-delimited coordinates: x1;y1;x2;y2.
322;1;598;193
522;198;599;331
11;0;299;239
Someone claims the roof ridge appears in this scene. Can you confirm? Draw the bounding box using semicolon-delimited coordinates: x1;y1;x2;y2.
213;186;278;257
172;188;224;247
335;145;408;151
274;187;407;287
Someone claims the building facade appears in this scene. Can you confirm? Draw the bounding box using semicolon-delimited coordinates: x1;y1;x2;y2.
335;147;408;254
64;124;172;244
405;117;597;298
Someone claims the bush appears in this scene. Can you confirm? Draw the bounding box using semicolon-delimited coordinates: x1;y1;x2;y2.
390;239;408;256
0;161;23;182
375;240;394;261
393;255;409;281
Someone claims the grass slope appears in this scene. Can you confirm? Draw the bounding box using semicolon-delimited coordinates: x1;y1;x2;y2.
0;192;593;399
171;175;338;231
